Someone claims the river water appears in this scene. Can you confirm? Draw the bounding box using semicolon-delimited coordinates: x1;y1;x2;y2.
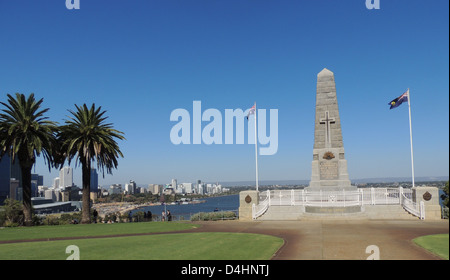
131;194;239;220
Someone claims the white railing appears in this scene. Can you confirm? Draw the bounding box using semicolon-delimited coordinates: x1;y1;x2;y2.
252;187;425;219
400;187;425;219
252;190;270;219
303;190;362;207
361;188;401;205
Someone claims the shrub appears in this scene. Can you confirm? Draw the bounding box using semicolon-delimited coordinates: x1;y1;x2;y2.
190;211;236;221
0;199;24;227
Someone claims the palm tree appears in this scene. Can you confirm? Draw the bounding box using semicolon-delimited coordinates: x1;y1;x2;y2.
0;93;58;226
58;104;125;224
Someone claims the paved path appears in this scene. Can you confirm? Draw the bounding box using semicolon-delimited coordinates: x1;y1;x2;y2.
190;219;449;260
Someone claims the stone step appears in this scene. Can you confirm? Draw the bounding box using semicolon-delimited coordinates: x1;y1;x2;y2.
363;205;419;220
255;204;420;220
300;211;368;220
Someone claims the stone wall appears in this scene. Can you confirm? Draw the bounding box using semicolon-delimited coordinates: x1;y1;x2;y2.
238;190;259;221
412;186;442;220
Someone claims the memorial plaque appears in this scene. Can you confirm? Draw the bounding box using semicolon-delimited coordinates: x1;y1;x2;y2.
423;191;432;201
320;161;338;180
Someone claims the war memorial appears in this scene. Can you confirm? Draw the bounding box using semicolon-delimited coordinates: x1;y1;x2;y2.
239;68;442;221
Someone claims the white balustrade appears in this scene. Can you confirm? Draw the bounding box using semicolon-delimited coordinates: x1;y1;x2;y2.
252;187;425;220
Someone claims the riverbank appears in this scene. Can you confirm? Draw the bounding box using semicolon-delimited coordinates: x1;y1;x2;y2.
93;199;206;217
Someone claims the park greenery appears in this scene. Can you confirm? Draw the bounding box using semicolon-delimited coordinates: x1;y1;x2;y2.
190;211;237;221
0;93;125;226
442;181;449;208
413;234;449;260
0;222;283;260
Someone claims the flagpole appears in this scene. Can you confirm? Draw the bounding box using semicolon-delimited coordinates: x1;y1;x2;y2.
254;102;259;192
407;88;415;188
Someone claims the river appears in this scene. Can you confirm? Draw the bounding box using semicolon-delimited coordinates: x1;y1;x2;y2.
130;194;239;220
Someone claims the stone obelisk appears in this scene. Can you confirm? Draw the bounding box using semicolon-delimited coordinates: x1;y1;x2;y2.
308;68;355;191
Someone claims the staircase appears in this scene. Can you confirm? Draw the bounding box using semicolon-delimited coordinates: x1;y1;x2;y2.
255;204;419;220
363;205;419;220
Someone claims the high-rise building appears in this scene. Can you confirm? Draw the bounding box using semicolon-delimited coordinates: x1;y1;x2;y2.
182;183;193;194
90;168;98;192
59;166;73;188
0;156;11;204
0;154;22;204
171;179;177;190
196;180;202;194
53;177;60;189
109;184;122;195
125;180;136;194
31;174;44;197
198;184;204;195
148;184;162;195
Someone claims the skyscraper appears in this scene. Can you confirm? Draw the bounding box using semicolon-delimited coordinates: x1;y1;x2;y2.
0;156;11;204
59;166;73;188
171;179;177;190
0;154;22;204
90;168;98;192
31;174;44;197
125;180;136;194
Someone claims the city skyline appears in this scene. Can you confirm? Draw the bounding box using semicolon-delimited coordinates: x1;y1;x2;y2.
1;1;448;187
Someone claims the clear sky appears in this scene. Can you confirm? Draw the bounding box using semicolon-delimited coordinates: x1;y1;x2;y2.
0;0;448;187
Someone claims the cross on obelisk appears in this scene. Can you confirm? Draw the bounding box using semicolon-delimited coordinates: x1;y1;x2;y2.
320;111;335;148
309;68;353;191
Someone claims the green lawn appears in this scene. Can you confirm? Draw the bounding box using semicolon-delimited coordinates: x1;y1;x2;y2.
0;232;283;260
0;222;197;242
0;222;284;260
413;234;449;260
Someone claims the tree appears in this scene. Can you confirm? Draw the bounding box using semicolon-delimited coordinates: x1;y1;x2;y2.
57;104;125;224
0;93;57;226
442;181;449;208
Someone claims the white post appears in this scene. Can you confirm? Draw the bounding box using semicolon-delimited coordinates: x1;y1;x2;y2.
291;189;295;206
252;203;255;220
279;191;282;206
302;189;305;205
407;89;415;189
371;187;375;205
359;189;363;206
399;187;403;205
420;201;425;220
254;102;259;192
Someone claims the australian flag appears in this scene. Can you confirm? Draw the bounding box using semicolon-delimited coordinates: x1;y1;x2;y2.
246;103;256;120
389;90;408;109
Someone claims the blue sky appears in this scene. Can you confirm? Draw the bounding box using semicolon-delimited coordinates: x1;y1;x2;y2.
0;0;448;186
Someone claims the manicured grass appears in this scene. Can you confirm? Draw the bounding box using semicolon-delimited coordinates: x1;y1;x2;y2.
0;232;284;260
413;234;449;260
0;222;198;242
